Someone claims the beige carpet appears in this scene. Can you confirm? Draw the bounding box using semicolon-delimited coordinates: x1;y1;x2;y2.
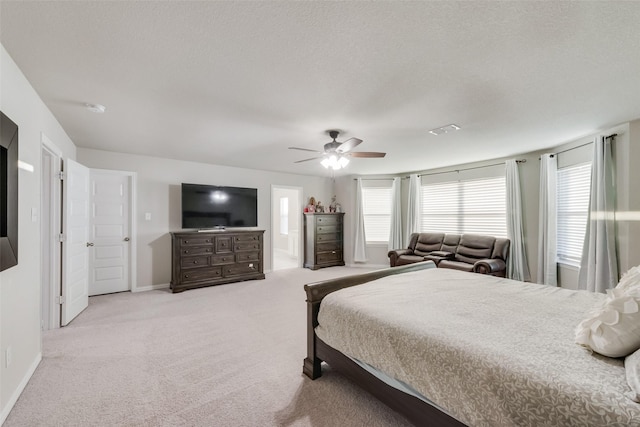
5;267;413;427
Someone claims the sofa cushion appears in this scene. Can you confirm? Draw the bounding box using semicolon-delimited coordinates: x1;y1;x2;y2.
455;234;495;264
440;234;461;253
492;238;510;261
414;233;445;256
438;259;475;272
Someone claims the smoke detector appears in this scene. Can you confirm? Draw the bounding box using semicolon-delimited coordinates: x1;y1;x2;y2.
85;103;106;113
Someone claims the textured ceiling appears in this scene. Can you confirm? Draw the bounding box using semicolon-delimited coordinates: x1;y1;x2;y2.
2;1;640;177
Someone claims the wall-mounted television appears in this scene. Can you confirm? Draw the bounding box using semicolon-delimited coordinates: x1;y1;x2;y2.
181;183;258;229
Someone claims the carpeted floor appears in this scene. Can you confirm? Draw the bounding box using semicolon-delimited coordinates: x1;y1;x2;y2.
5;267;413;427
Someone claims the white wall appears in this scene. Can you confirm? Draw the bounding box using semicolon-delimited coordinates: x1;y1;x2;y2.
0;45;77;422
77;148;333;286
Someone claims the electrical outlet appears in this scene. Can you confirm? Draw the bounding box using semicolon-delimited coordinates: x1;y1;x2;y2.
6;346;12;367
145;212;151;221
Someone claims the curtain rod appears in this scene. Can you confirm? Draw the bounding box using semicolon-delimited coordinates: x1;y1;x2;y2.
351;178;396;181
351;159;526;181
547;133;617;158
405;159;526;178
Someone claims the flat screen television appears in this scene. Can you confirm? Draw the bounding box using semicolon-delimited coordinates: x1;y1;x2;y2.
181;183;258;229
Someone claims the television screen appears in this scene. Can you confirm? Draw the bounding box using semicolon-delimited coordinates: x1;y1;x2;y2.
181;183;258;229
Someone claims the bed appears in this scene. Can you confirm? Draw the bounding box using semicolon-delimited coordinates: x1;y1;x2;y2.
302;261;640;426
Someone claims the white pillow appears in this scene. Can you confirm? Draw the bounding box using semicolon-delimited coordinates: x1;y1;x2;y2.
616;265;640;295
575;294;640;358
625;348;640;403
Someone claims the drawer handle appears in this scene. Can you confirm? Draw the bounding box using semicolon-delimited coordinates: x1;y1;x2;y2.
332;251;336;254
184;250;189;254
184;240;189;244
193;260;198;264
207;249;211;252
185;274;190;278
206;239;211;243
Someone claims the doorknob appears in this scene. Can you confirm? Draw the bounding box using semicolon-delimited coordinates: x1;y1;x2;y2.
124;237;130;242
86;242;94;247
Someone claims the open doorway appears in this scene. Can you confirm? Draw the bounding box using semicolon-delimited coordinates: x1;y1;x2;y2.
271;185;302;271
41;134;62;330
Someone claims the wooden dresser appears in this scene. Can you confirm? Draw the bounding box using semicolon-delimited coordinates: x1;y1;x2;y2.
170;229;265;293
303;213;345;270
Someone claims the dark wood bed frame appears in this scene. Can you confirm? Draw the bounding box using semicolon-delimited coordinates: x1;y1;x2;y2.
303;261;467;427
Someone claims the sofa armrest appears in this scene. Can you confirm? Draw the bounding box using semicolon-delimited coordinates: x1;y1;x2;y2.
473;258;507;276
388;249;414;267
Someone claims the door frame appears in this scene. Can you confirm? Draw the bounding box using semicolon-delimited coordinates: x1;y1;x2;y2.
90;168;138;293
40;133;62;330
270;185;303;271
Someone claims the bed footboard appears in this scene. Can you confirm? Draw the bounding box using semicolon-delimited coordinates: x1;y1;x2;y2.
302;261;436;379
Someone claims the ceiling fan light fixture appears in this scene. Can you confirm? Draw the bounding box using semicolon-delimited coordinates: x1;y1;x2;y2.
321;154;349;170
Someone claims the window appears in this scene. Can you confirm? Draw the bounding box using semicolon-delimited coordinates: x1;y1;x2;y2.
557;163;591;266
420;176;507;237
362;186;392;243
279;197;288;235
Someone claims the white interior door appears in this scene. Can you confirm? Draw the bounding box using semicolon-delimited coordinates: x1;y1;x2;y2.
61;159;90;326
89;170;131;296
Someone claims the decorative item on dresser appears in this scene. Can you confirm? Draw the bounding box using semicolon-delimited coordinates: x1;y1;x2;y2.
170;230;265;293
303;213;345;270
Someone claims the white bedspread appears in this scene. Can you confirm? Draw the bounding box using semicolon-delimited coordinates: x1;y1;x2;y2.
315;268;640;427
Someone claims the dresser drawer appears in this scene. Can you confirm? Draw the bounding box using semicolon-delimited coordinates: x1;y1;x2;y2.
315;215;341;225
215;236;233;253
317;241;341;252
236;251;260;262
181;247;213;256
181;256;209;269
180;236;214;247
211;254;235;265
224;262;261;277
234;234;262;243
316;232;341;243
317;250;343;264
316;224;339;234
182;267;222;283
235;242;261;251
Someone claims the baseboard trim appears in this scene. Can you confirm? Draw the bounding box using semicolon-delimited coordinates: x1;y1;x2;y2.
347;263;389;269
1;352;42;425
132;283;170;293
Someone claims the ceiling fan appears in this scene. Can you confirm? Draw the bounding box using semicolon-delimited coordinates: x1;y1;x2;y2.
289;130;386;170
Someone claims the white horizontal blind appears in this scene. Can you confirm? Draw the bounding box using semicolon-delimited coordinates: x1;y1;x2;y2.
362;186;392;242
420;176;507;238
557;163;591;266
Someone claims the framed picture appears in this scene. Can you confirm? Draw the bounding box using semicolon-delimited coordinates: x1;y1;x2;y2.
1;111;19;271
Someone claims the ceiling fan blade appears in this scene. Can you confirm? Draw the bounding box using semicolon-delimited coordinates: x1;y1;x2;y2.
336;137;363;153
349;152;386;158
289;147;322;153
294;156;323;163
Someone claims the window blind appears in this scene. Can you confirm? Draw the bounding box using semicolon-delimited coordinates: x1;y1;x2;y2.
362;186;392;242
557;163;591;266
420;176;507;238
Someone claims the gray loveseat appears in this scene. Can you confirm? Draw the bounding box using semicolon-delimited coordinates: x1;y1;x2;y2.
388;232;510;277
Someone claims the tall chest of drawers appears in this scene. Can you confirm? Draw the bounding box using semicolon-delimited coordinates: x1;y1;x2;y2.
303;213;345;270
170;230;265;293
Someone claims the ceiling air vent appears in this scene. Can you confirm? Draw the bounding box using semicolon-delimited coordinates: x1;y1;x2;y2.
428;124;460;136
